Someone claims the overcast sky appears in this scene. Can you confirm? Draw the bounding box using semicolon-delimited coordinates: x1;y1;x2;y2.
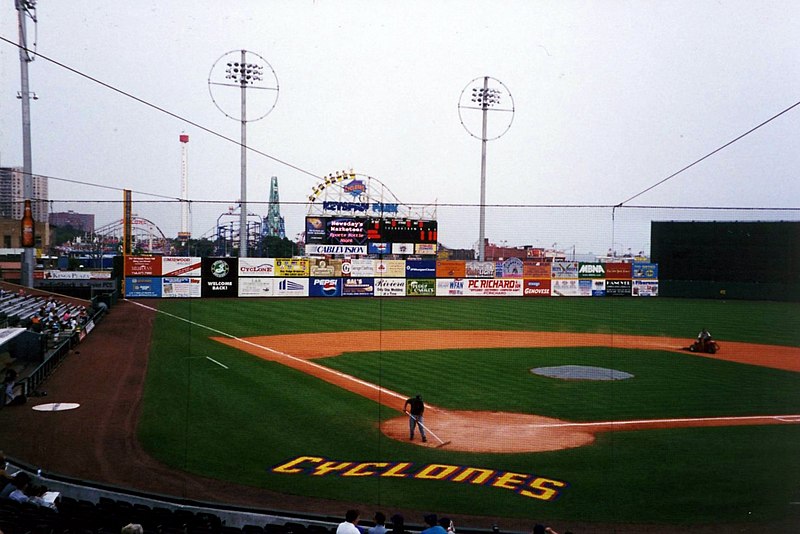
1;1;798;253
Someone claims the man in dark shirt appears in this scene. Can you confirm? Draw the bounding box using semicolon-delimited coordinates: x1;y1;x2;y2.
404;394;427;442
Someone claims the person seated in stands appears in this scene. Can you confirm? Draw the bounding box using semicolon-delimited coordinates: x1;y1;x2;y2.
438;517;455;534
421;514;446;534
2;369;18;407
336;510;361;534
389;514;406;534
23;482;58;511
368;512;388;534
0;452;14;486
1;470;31;499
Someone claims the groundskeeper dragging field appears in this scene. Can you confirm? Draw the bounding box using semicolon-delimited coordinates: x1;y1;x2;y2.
404;394;427;442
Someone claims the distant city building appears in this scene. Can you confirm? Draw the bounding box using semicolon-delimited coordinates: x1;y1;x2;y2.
49;210;95;233
0;166;49;222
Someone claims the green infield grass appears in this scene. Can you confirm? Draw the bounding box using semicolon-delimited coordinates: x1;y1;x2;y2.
138;297;800;525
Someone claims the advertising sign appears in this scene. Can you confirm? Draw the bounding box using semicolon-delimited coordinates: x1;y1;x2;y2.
465;261;495;278
374;260;406;278
464;279;523;296
342;277;374;297
350;258;375;277
374;278;406;297
578;279;594;296
275;258;311;277
162;256;202;277
327;218;367;245
578;263;606;278
606;279;632;296
436;260;466;278
436;278;466;297
523;279;551;297
238;257;275;277
523;263;551;278
311;258;342;278
305;244;367;256
551;261;579;279
201;258;238;297
125;256;160;277
368;242;391;255
406;260;436;278
274;277;310;297
163;277;202;298
632;262;659;279
551;279;581;297
238;277;274;297
605;262;632;279
590;279;607;296
309;278;342;297
415;243;438;255
305;217;328;244
500;257;524;278
407;279;436;297
391;243;414;255
125;277;161;298
632;280;659;296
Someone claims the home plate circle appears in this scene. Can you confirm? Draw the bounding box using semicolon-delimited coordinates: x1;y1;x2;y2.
32;403;80;412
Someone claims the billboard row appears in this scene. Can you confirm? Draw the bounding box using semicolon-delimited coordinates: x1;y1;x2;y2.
123;257;656;298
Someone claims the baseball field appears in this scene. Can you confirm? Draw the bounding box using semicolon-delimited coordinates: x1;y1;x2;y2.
137;296;800;527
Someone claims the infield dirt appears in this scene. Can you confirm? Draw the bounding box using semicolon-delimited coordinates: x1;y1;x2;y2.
214;330;800;453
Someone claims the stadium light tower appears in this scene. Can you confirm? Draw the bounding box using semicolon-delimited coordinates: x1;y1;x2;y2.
458;76;514;261
209;50;279;257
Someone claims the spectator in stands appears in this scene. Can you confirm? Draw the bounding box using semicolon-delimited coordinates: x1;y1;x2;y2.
368;512;388;534
0;452;14;485
438;517;455;533
2;368;19;407
1;471;31;500
23;482;58;511
336;510;361;534
121;524;144;534
389;514;406;534
421;514;446;534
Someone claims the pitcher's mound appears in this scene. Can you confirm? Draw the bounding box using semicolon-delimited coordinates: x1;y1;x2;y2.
532;365;634;381
381;410;595;453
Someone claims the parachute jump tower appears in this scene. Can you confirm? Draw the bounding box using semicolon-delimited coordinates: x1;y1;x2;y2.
263;176;285;238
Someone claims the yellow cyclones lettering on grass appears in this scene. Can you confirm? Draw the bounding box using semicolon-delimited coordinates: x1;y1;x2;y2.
343;462;390;477
271;456;568;501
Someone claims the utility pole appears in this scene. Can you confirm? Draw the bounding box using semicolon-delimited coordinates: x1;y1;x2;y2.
16;0;37;287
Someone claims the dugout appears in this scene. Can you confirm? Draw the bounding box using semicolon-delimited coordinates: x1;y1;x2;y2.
650;221;800;301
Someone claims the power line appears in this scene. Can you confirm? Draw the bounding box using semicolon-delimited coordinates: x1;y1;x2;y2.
0;35;324;183
616;99;800;207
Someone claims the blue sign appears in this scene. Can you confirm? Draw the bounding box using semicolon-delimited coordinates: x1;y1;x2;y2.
309;278;342;297
125;277;161;298
405;260;436;278
369;242;391;255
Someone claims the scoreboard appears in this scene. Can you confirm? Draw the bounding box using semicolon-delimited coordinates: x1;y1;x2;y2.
306;217;437;245
367;218;438;243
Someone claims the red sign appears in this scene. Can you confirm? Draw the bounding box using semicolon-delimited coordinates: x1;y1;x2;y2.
605;262;632;279
523;279;551;297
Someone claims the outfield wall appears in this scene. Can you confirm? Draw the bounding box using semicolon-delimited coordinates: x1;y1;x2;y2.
120;256;659;298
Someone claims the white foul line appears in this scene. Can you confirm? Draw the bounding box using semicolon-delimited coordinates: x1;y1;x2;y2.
127;299;409;406
527;414;800;429
126;300;795;424
205;356;229;369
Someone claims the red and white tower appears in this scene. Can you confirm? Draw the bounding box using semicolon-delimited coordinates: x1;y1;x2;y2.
178;134;191;240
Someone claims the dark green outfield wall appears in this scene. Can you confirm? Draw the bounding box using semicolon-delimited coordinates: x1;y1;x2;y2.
659;279;800;301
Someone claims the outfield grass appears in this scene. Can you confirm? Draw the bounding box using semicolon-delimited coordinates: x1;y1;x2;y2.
138;297;800;525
